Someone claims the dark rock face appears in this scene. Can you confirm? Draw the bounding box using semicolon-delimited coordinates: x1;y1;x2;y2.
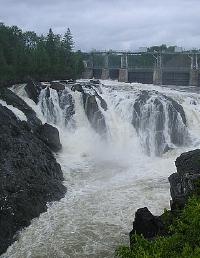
0;87;41;131
169;149;200;211
50;81;65;91
39;87;75;126
24;79;43;104
129;149;200;247
36;123;62;152
0;104;66;255
129;207;165;243
132;90;188;156
71;83;84;93
71;82;107;134
90;79;100;85
82;93;106;134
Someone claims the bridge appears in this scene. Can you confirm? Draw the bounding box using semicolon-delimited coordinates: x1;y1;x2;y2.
82;51;200;86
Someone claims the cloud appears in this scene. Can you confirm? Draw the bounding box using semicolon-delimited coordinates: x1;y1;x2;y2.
0;0;200;51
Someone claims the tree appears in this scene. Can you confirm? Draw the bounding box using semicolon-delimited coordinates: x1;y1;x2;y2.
62;28;74;52
0;23;84;86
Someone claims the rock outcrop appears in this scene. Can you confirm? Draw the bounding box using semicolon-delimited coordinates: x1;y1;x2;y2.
130;149;200;245
71;82;107;135
130;207;166;245
169;149;200;210
50;81;65;91
132;90;189;156
24;79;43;104
36;123;62;152
0;87;41;131
0;93;66;254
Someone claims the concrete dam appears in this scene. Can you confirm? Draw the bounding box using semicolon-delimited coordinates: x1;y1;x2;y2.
83;51;200;86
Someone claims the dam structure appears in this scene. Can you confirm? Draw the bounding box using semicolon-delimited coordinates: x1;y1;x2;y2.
83;50;200;86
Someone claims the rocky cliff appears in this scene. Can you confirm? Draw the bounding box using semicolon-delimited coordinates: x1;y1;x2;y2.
0;85;66;255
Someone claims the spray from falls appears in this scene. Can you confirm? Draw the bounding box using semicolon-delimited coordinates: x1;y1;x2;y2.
37;82;190;157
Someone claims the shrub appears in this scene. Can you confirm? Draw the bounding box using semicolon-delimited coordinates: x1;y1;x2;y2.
116;196;200;258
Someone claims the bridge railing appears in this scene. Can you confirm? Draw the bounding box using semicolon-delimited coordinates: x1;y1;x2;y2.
88;66;194;72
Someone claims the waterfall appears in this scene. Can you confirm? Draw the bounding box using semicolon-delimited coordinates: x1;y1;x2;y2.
37;82;191;157
5;80;200;258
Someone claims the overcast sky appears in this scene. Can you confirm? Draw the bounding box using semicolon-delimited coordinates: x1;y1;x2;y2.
0;0;200;51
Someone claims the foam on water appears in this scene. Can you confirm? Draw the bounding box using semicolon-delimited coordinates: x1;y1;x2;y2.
3;80;200;258
0;99;27;121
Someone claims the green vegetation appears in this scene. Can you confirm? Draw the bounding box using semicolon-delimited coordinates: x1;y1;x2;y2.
116;197;200;258
0;23;84;86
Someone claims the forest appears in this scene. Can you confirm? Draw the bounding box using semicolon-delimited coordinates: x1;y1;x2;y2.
0;23;84;86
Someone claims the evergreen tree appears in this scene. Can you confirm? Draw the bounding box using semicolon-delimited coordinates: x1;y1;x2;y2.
62;28;74;52
0;23;84;86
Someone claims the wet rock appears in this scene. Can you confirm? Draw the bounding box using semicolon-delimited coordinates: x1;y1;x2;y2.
50;81;65;91
36;123;62;152
169;149;200;211
94;91;107;111
90;79;100;85
70;82;107;134
129;150;200;249
0;87;41;131
68;79;75;83
130;207;166;244
0;104;66;255
71;83;84;93
82;93;106;135
24;78;42;103
132;90;188;156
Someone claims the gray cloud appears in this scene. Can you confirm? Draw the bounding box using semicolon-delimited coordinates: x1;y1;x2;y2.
0;0;200;51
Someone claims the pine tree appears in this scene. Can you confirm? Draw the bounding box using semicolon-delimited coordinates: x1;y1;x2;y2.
62;28;74;52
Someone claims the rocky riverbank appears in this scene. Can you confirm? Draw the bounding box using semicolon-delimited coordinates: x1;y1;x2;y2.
0;78;108;255
0;83;66;255
129;149;200;250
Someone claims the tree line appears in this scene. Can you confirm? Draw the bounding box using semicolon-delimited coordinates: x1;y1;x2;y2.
0;23;84;86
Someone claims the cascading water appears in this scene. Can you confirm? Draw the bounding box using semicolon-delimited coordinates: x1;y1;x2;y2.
3;80;200;258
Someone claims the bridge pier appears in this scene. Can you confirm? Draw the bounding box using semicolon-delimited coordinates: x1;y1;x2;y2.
82;68;93;79
153;54;162;85
118;54;128;82
119;69;128;82
101;69;109;80
153;68;162;85
189;69;199;86
189;54;199;86
101;54;109;80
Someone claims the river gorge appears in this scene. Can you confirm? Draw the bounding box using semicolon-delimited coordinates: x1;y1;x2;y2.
2;80;200;258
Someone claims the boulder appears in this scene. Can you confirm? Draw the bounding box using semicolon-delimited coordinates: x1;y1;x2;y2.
50;81;65;91
36;123;62;152
71;83;84;93
130;207;166;244
0;104;66;255
24;79;42;103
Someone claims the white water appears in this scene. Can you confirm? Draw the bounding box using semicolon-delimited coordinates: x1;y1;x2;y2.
0;99;27;121
3;81;200;258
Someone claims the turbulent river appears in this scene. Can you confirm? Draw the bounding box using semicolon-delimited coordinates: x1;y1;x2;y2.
3;80;200;258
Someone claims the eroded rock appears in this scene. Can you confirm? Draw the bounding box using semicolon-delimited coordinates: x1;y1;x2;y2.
0;104;66;255
36;123;62;152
